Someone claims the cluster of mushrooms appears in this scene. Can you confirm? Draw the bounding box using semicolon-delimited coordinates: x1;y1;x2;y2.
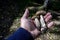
32;10;48;34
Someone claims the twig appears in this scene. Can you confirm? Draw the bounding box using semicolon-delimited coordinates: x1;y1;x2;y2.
29;2;41;5
48;10;60;16
28;0;49;11
53;20;60;25
43;0;49;8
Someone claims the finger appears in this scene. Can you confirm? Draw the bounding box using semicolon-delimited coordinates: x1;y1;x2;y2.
22;8;29;18
45;15;52;22
44;12;51;19
47;21;54;28
32;10;46;20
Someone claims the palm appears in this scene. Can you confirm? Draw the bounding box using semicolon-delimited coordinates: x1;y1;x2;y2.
20;9;54;38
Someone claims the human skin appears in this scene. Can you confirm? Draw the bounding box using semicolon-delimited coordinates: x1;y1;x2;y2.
20;8;54;38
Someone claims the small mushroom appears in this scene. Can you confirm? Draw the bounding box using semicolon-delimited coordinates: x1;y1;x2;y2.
40;15;46;28
34;18;40;29
40;15;48;33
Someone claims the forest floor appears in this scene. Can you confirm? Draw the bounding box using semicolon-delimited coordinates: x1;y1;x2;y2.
8;14;60;40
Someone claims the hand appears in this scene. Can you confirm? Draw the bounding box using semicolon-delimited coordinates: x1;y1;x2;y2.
20;9;54;38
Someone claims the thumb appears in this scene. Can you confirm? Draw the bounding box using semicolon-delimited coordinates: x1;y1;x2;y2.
22;8;29;18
